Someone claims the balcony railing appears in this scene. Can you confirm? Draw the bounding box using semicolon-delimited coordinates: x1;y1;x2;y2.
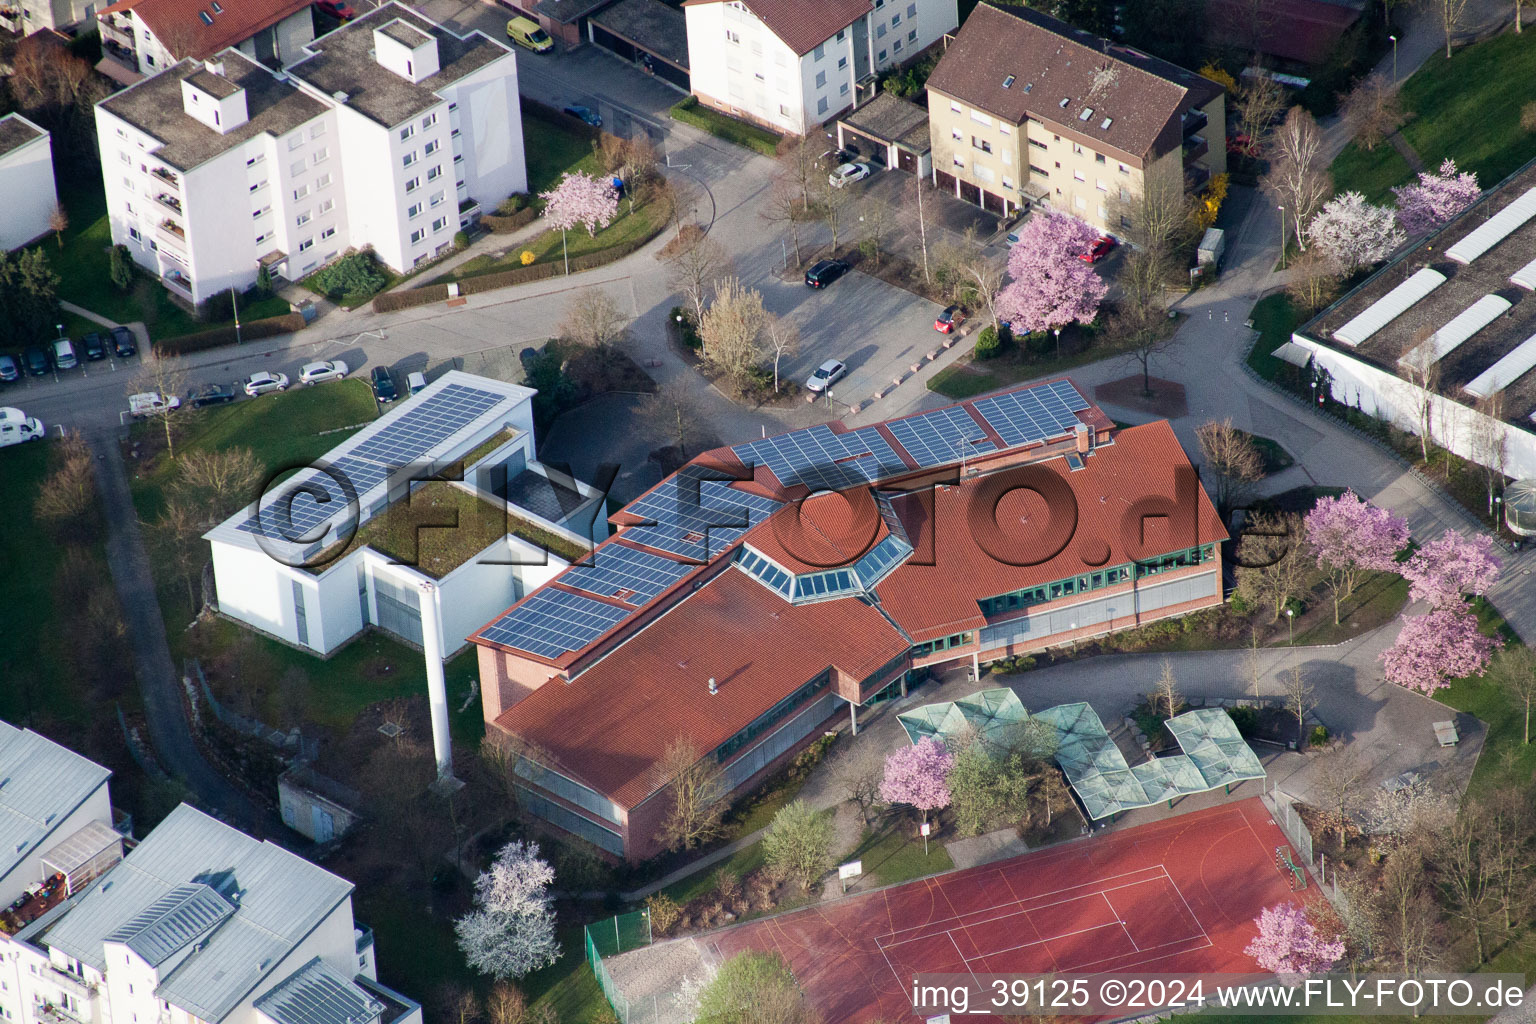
99;17;134;47
38;1003;87;1024
1181;109;1208;139
154;192;182;214
1185;164;1211;192
158;219;185;239
47;965;99;999
161;270;193;297
1182;135;1208;164
150;167;179;190
355;923;375;955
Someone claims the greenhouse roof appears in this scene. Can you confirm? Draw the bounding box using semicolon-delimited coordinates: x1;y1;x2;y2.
899;694;1265;820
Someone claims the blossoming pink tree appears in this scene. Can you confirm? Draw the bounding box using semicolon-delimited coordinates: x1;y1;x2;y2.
1244;903;1344;976
1380;607;1502;694
994;211;1107;336
1401;532;1502;609
539;171;619;274
1392;158;1481;235
1304;490;1410;623
880;737;953;825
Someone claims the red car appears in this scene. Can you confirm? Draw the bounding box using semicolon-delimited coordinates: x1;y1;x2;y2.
1228;133;1261;158
1080;236;1116;263
934;305;967;334
316;0;355;18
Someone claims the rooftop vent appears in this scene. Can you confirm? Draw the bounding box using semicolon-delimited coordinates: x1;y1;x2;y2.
1023;82;1033;92
204;57;225;76
707;677;718;695
1003;74;1015;88
1059;97;1070;108
332;90;349;103
1100;117;1113;129
1079;107;1094;121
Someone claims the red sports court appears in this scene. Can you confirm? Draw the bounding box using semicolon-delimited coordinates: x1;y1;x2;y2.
708;799;1299;1023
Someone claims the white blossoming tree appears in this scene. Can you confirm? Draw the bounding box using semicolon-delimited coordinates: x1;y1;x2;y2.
1306;192;1405;275
454;839;559;980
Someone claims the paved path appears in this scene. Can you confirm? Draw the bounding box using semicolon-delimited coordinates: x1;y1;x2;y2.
1387;130;1427;173
87;430;279;837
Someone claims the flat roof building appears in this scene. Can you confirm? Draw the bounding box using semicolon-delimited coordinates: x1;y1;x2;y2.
0;114;58;251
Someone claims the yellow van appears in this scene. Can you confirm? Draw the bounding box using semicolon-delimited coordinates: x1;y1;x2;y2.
506;16;554;53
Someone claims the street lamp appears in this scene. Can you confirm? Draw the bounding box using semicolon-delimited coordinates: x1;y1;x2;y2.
55;323;64;340
1389;35;1398;83
1311;378;1318;406
1277;205;1286;268
1494;494;1503;528
1285;607;1295;648
1053;327;1062;358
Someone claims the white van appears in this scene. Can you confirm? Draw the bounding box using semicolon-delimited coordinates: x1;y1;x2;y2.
53;338;78;370
0;407;44;447
129;392;182;417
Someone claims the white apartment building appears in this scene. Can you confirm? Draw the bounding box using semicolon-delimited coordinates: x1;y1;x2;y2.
0;723;115;910
683;0;958;135
97;0;316;79
1;803;419;1024
0;115;58;251
94;2;526;306
4;0;92;36
202;372;608;657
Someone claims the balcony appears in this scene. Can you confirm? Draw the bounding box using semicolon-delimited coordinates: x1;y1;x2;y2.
1181;109;1208;139
1182;135;1208;164
161;270;193;298
158;218;185;240
355;922;375;955
47;965;99;1000
150;167;179;190
1185;164;1211;192
99;16;134;48
37;1003;87;1024
0;7;21;32
153;192;182;214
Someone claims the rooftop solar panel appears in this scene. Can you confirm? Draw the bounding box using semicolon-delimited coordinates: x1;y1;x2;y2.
478;587;631;660
622;468;782;560
886;405;997;467
235;468;355;541
972;381;1089;448
559;543;695;605
731;424;908;491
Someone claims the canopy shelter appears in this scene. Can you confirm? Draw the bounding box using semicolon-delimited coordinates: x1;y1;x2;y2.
898;694;1266;821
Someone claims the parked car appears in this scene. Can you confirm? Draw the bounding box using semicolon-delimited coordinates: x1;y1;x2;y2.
805;358;847;393
0;354;18;383
1228;133;1261;158
81;332;107;361
53;338;78;370
110;326;138;358
315;0;355;18
187;383;239;408
804;258;850;289
299;360;349;385
934;305;967;334
505;15;553;52
243;370;289;396
370;365;399;403
22;345;49;376
563;105;602;127
1081;236;1116;263
406;371;428;395
828;162;872;188
0;407;44;447
128;392;181;417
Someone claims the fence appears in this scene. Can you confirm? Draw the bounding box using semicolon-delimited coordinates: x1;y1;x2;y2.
585;910;656;1023
186;658;320;762
1263;786;1315;867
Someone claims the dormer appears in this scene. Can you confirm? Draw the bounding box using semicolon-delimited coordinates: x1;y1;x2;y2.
181;59;248;134
373;19;439;84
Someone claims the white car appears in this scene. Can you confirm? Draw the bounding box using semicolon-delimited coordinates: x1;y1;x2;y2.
128;392;181;417
243;370;290;396
805;358;847;393
828;162;871;188
0;407;44;447
299;360;349;385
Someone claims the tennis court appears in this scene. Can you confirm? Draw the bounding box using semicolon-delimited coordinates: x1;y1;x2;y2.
707;799;1298;1023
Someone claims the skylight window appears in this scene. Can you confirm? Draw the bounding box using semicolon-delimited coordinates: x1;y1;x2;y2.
1079;107;1094;121
1100;117;1113;129
198;9;212;23
211;1;222;11
1003;75;1015;88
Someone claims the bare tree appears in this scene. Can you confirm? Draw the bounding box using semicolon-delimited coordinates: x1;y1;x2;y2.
33;433;96;525
1152;658;1182;719
1375;850;1439;976
1488;644;1536;744
1434;0;1472;55
818;174;856;254
476;732;552;824
1108;285;1175;396
483;981;528;1024
1110;172;1194;289
1195;418;1264;515
644;377;711;461
655;738;728;851
1433;812;1496;963
764;313;800;393
698;276;768;390
48;203;67;248
776;134;823;209
1467;394;1508;518
954;249;1007;329
1245;626;1264;699
1281;664;1316;746
857;198;892;270
1313;742;1365;847
1478;791;1536;935
663;228;733;327
762;175;808;267
558;288;629;351
828;741;887;826
1235;72;1286;149
1034;768;1072;828
170;446;262;527
129;354;191;459
1285;246;1343;314
905;175;939;284
1398;328;1441;462
1340;75;1406;152
1262;107;1332;251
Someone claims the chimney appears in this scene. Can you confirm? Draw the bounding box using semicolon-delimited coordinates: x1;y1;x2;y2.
1075;423;1090;454
204;57;225;76
708;677;718;695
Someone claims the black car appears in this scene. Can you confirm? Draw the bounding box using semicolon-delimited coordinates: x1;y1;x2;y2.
563;105;602;127
187;383;238;407
110;325;138;358
370;365;398;403
805;258;850;289
82;331;107;360
0;354;18;383
22;345;50;376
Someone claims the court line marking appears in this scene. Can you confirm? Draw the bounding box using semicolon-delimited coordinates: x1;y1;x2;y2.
1107;891;1140;952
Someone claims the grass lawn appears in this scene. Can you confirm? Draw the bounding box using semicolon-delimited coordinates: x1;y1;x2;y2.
930;317;1182;401
847;824;955;888
523;929;610;1023
1329;32;1536;201
1244;292;1304;382
659;842;768;906
1241;431;1294;474
524;113;600;195
1292;569;1409;645
442;196;667;283
669;96;780;157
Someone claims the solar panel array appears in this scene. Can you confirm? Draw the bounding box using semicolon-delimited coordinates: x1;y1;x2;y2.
730;424;907;492
478;587;631;660
972;380;1091;447
238;383;504;540
559;543;695;605
621;467;782;560
886;405;998;468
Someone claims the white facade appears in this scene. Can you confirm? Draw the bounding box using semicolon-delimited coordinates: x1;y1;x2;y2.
685;0;957;135
94;3;525;304
115;6;316;77
11;0;93;34
0;116;58;251
204;373;606;656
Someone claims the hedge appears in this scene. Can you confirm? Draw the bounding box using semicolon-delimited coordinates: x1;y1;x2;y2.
669;96;780;157
371;284;450;313
480;206;538;233
153;312;306;356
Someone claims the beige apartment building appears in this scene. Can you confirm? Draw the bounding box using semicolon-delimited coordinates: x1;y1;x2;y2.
924;2;1225;235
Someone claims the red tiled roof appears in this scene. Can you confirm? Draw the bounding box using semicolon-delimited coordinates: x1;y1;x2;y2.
1203;0;1361;66
100;0;313;61
493;568;909;809
747;491;892;573
876;421;1227;642
681;0;872;57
